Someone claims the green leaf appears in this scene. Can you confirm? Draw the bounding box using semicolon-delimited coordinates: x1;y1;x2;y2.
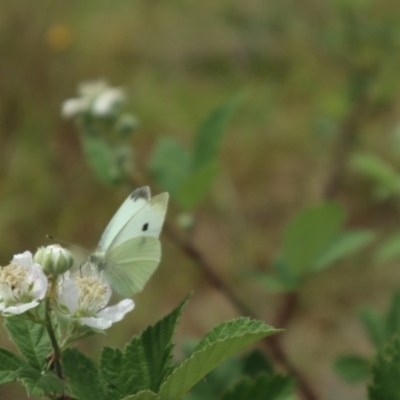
241;350;274;377
359;308;387;348
375;233;400;263
159;318;280;400
369;336;400;399
100;295;190;398
333;355;371;383
177;161;219;209
313;230;375;272
350;153;400;201
82;135;118;185
283;202;346;276
122;391;160;400
193;95;243;170
220;373;295;400
17;367;65;397
0;347;26;385
149;137;192;196
63;348;106;400
386;291;400;337
4;318;51;370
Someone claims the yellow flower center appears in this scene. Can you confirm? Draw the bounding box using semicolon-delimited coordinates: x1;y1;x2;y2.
75;276;108;316
0;263;29;302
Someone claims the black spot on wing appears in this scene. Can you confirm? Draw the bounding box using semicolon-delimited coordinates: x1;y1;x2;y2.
142;223;149;231
130;186;150;201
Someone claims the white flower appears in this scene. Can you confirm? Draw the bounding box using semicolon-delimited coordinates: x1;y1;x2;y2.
61;80;125;119
61;98;90;118
57;271;134;330
0;251;48;315
92;88;125;116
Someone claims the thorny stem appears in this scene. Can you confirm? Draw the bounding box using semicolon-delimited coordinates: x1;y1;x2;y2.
45;279;63;380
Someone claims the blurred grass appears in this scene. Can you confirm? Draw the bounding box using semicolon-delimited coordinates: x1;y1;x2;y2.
2;0;400;398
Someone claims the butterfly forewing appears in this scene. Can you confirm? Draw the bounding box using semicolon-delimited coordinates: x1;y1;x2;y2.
103;236;161;296
107;192;169;250
97;187;151;252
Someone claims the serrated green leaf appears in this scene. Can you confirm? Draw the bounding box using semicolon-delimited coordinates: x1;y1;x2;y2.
63;348;106;400
121;390;160;400
313;230;375;272
220;373;295;400
193;95;243;170
159;318;280;400
4;318;51;370
99;347;124;399
100;295;190;398
375;233;400;263
386;291;400;337
283;202;346;276
177;161;219;209
82;135;118;185
0;347;26;385
333;355;371;383
359;308;387;348
17;367;65;397
149;137;192;196
369;336;400;399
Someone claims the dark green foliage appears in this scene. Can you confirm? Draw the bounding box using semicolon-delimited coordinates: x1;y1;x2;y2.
369;336;400;400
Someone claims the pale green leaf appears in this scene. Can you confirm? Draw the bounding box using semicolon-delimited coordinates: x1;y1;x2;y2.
333;355;371;383
0;347;26;385
350;153;400;200
283;202;346;276
149;137;191;196
193;95;243;170
177;161;219;209
4;318;51;370
375;233;400;263
159;318;280;400
82;135;118;185
313;230;375;272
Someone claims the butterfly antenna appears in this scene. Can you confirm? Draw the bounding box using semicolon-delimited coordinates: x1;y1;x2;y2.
46;235;90;255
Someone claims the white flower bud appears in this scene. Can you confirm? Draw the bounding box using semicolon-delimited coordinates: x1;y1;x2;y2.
34;245;74;276
115;114;139;137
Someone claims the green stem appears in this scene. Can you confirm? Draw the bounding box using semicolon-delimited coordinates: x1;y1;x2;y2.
45;281;63;380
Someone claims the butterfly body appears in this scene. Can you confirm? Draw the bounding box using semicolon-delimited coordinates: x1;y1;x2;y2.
86;186;168;297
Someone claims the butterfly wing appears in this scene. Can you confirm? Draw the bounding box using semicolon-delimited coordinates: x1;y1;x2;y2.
106;192;169;250
97;186;151;252
103;236;161;296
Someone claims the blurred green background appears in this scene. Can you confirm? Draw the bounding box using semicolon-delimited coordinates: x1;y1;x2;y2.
2;0;400;398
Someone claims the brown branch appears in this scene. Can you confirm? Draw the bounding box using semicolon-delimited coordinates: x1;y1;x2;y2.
164;222;318;400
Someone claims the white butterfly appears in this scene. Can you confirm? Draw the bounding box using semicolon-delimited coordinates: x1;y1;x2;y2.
85;186;169;297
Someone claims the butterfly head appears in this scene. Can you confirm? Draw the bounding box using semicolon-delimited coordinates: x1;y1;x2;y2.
88;252;107;272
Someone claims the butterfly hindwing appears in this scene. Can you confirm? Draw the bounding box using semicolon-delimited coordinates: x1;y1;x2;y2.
97;187;151;252
103;236;161;296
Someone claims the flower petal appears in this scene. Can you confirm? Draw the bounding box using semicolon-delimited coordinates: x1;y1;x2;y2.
30;264;48;299
57;272;79;314
80;317;112;330
12;251;33;271
2;300;40;315
97;299;134;323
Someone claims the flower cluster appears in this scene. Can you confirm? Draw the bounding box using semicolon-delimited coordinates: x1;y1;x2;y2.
0;246;134;331
61;80;126;119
